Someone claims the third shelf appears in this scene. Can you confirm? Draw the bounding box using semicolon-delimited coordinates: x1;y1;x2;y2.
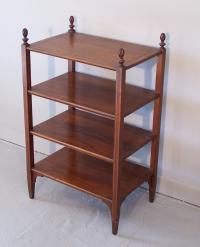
31;109;154;163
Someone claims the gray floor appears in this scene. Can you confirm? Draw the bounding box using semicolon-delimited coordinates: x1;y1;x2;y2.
0;140;199;247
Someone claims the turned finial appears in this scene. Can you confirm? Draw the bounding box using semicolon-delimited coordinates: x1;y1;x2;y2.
159;33;166;49
68;16;75;33
22;28;29;45
118;48;125;65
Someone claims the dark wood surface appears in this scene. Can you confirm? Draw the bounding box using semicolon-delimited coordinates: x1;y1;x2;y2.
21;33;35;199
31;109;154;163
149;34;166;203
33;147;151;203
67;60;76;111
29;72;158;119
28;32;161;70
22;23;166;234
112;61;126;234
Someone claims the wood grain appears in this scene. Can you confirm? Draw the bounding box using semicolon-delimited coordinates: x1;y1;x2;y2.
28;32;161;70
21;43;35;199
29;72;158;119
112;63;126;234
149;39;166;202
33;147;151;203
22;24;166;235
30;109;154;163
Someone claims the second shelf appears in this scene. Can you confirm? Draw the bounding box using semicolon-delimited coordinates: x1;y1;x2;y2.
31;109;154;163
29;72;158;119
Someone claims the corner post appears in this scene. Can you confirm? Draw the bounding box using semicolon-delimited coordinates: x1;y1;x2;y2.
112;48;126;234
21;28;35;198
68;16;76;110
149;33;166;202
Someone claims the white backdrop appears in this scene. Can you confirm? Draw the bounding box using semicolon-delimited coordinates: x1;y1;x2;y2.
0;0;200;205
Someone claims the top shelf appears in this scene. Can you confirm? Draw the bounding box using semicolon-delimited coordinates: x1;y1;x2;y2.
28;32;161;70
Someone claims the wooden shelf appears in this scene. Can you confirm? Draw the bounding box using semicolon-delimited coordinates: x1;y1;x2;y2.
29;72;158;119
31;109;154;163
28;32;161;70
22;18;166;234
33;147;151;203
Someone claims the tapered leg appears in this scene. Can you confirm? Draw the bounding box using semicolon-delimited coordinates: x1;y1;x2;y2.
112;203;121;235
29;185;35;199
148;172;156;203
149;136;160;202
149;39;166;202
21;32;35;199
26;137;35;199
28;173;35;199
112;52;126;235
28;173;38;199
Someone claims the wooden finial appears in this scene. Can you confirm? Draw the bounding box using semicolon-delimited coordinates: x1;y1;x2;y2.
118;48;125;65
159;33;166;48
22;28;29;45
68;16;75;33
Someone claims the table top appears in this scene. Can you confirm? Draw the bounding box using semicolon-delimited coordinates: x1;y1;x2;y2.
28;32;161;70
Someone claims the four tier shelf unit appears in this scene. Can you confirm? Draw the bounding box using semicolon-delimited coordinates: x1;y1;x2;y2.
21;16;166;234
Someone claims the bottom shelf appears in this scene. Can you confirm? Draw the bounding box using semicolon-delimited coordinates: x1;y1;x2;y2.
33;148;151;203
